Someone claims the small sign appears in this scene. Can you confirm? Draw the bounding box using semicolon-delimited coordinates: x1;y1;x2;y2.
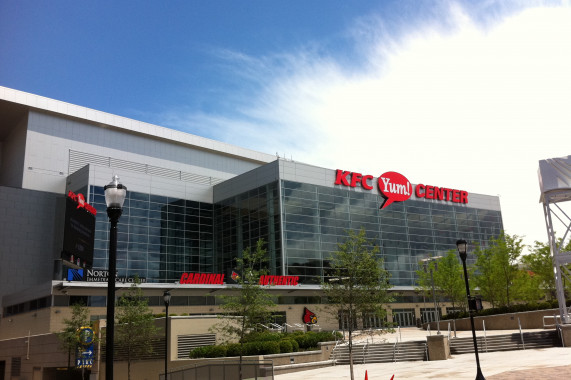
76;326;94;369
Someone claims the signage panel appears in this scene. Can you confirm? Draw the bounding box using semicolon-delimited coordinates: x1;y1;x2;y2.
62;191;96;268
334;169;469;208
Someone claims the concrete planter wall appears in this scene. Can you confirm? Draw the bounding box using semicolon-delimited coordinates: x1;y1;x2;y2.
424;308;561;331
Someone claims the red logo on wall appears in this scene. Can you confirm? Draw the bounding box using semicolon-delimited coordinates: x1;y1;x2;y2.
67;190;97;216
259;275;299;286
179;273;225;285
302;307;318;324
378;171;412;209
334;169;468;208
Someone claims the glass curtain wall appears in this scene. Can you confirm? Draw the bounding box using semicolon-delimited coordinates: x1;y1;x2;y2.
214;181;282;276
281;180;503;286
90;185;214;282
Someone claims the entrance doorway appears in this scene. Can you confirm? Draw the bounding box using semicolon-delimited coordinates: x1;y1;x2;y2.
392;308;416;327
420;307;441;323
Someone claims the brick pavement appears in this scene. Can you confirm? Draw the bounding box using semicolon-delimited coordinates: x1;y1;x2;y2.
488;365;571;379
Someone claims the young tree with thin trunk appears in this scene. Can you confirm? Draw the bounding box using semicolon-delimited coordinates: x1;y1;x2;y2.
473;232;524;307
115;279;160;380
321;228;393;380
58;302;92;369
416;249;467;312
214;239;275;380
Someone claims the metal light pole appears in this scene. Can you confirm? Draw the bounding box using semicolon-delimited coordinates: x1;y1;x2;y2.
421;256;442;334
104;175;127;380
456;239;485;380
163;291;171;380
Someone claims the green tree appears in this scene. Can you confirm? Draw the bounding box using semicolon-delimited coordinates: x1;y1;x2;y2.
321;228;393;380
115;279;161;380
473;232;524;307
213;239;275;380
58;302;92;369
521;240;571;301
416;250;467;311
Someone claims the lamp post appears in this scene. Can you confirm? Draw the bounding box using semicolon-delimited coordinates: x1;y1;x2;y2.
456;239;485;380
163;291;171;380
104;175;127;380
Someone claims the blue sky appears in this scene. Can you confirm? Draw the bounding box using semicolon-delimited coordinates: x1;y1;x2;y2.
2;0;571;248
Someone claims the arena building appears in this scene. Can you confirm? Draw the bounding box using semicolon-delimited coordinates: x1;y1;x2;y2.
0;86;503;378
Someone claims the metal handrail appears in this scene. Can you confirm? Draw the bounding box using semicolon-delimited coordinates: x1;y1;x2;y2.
483;320;488;353
362;342;368;364
518;317;525;350
392;342;397;362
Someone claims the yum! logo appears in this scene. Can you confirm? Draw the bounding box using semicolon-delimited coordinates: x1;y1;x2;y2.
335;169;468;209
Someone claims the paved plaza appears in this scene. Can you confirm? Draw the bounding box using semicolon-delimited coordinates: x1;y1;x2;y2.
274;328;571;379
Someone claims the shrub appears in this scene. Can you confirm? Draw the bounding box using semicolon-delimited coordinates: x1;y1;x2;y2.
288;339;299;352
279;340;293;353
225;343;242;357
260;341;280;355
244;341;264;355
189;345;227;358
241;331;282;343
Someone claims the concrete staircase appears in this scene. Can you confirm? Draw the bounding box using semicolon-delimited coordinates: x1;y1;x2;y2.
332;340;427;364
449;330;559;355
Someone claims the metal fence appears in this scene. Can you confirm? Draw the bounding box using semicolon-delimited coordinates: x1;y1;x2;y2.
159;359;274;380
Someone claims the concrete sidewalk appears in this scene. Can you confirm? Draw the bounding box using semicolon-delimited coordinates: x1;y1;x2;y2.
274;347;571;379
274;327;571;379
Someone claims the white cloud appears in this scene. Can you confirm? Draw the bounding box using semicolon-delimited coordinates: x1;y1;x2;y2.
169;1;571;247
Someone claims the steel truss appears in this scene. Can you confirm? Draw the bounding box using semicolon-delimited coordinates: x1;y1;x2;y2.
539;156;571;324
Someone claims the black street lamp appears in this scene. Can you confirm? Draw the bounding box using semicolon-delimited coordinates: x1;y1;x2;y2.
104;175;127;380
456;239;485;380
163;291;171;380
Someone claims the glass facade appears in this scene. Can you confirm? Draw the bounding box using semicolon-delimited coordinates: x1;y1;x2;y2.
86;176;502;288
281;180;503;286
214;181;282;276
90;185;214;282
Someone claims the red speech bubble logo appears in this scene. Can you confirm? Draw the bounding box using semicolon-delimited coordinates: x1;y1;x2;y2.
378;171;412;209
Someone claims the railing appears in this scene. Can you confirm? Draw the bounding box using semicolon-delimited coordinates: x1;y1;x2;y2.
482;320;488;353
556;321;565;348
362;342;369;364
518;317;525;350
392;342;398;362
543;315;562;328
160;359;274;380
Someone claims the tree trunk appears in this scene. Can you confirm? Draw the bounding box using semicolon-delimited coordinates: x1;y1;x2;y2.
349;307;354;380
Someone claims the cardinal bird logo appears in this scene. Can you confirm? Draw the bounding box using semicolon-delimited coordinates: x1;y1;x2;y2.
231;271;240;281
302;307;317;324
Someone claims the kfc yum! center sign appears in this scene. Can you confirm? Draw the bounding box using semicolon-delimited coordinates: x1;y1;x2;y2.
334;170;469;209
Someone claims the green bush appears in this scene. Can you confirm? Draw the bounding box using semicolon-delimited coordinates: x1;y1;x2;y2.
241;331;282;343
243;341;263;355
279;340;293;353
225;343;243;357
191;331;337;358
288;339;299;352
189;345;227;358
260;341;280;355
